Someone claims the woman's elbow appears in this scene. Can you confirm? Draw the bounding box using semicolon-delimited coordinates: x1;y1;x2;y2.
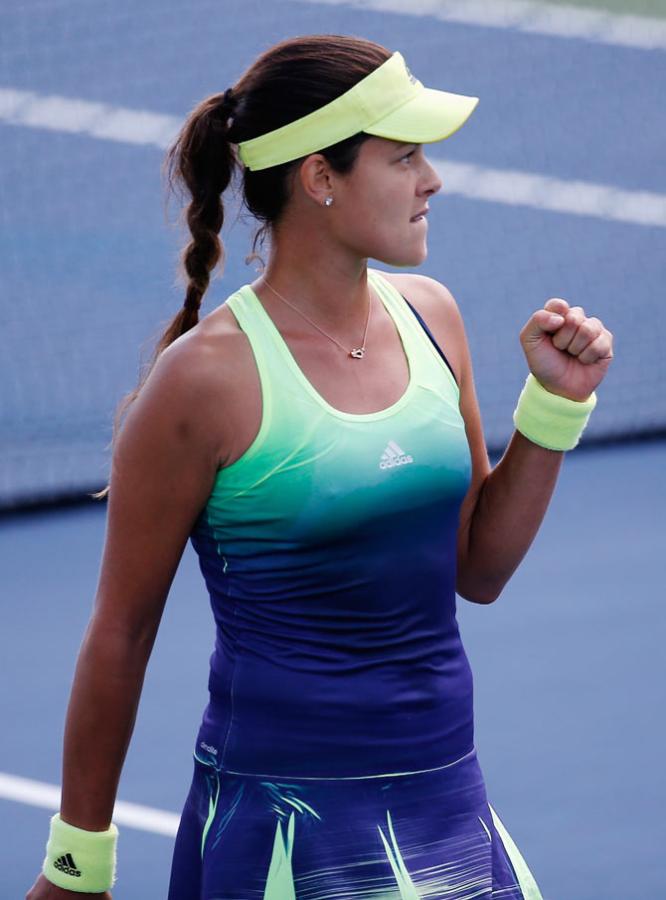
458;588;499;605
455;572;500;605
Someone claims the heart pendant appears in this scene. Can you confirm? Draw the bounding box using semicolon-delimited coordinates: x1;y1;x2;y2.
350;348;365;359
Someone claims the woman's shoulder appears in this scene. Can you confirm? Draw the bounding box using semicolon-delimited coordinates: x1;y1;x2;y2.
370;268;458;312
150;299;259;468
369;268;466;385
369;268;462;329
160;297;250;387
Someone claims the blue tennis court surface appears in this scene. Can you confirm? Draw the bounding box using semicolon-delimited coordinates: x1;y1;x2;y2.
2;0;665;896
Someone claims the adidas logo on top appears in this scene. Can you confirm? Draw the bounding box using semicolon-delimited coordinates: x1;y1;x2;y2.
379;440;413;470
54;853;81;877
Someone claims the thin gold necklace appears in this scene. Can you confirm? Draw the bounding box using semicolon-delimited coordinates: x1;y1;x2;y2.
261;277;373;359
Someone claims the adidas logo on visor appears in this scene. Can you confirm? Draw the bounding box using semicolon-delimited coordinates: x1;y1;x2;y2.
54;853;81;877
379;440;414;469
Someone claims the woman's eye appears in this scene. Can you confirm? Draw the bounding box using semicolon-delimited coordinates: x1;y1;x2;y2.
401;150;416;162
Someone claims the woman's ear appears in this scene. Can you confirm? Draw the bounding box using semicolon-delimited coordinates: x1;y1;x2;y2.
297;153;335;207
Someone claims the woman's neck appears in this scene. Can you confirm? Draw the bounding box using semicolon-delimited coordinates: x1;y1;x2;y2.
252;238;373;332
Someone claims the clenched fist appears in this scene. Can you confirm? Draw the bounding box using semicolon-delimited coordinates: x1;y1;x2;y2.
519;298;614;402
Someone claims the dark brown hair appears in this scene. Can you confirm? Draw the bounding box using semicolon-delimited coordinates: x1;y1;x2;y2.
93;34;391;500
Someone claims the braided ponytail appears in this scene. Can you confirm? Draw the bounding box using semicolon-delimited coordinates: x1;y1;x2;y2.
172;87;239;334
92;89;239;500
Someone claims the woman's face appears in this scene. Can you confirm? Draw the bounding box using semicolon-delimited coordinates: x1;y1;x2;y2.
330;137;443;267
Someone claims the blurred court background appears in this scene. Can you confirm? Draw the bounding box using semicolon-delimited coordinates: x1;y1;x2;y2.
1;0;665;897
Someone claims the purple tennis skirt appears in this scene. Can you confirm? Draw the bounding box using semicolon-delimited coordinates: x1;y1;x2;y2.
168;746;543;899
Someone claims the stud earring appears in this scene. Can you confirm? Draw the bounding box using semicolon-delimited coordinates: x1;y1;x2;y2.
324;196;334;207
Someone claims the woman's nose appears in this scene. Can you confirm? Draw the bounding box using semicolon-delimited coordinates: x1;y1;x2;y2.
422;159;442;197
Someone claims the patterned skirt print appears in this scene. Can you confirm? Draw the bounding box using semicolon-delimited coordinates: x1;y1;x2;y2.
168;747;543;899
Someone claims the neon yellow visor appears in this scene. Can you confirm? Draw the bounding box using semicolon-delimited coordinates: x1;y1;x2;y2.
237;51;479;172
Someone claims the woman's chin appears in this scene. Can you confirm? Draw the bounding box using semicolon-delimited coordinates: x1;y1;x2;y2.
380;247;428;268
369;236;428;268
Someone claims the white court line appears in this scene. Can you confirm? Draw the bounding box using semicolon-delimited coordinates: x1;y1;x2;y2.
1;86;665;227
0;772;179;837
295;0;666;50
0;87;180;148
436;160;666;227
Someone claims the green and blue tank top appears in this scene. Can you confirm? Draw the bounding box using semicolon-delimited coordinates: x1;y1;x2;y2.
189;268;474;778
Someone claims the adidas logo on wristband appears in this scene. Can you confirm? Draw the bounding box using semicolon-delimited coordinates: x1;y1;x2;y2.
54;853;81;877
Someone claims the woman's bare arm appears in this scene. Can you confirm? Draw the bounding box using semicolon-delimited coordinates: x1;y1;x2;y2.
442;288;566;604
456;432;564;605
57;334;223;830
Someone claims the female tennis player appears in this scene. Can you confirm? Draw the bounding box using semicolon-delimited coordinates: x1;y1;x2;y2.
28;33;613;899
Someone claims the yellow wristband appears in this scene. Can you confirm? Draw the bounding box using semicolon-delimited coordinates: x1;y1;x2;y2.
42;813;118;893
513;373;597;451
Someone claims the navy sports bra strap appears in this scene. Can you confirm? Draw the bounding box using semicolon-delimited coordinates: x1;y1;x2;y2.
400;295;458;386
